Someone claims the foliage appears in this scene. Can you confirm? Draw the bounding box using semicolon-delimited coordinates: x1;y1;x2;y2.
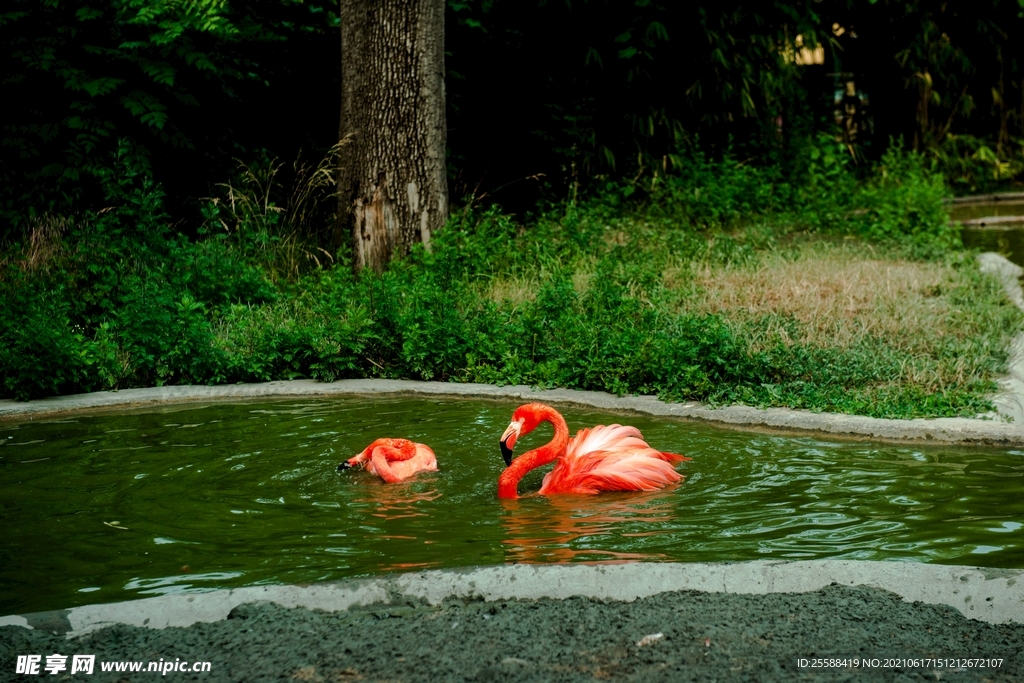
639;136;952;254
0;276;93;400
446;0;820;202
2;140;1017;420
928;134;1024;194
201;142;346;280
5;0;1024;227
0;0;339;230
848;143;957;255
649;146;791;228
0;143;275;399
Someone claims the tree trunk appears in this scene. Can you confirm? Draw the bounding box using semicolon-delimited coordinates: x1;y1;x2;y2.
337;0;447;273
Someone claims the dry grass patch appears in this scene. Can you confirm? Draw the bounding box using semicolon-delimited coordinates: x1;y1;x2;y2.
483;260;597;305
658;239;1019;400
485;274;538;306
675;249;946;348
0;214;71;278
671;246;976;353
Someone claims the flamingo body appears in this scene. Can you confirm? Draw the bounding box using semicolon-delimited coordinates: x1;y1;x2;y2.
498;403;688;498
340;438;437;483
539;424;686;495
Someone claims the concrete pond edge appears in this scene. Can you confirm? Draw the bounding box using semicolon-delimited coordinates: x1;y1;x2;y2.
3;376;1024;446
979;252;1024;425
2;561;1022;637
2;251;1024;446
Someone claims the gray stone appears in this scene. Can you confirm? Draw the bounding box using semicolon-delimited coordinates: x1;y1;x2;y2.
4;378;1024;444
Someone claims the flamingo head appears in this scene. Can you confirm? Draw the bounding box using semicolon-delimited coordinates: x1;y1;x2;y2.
338;439;379;472
337;452;363;472
499;403;547;466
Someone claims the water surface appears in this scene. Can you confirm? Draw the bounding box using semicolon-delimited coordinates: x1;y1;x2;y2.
1;398;1022;614
950;199;1024;264
949;199;1024;223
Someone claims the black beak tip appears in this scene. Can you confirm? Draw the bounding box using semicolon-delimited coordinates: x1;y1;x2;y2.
500;440;514;467
337;462;352;472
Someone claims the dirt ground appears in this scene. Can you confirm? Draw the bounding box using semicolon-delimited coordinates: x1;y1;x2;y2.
2;584;1021;683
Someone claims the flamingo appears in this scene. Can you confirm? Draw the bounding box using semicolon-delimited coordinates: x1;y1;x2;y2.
337;438;437;483
497;403;689;499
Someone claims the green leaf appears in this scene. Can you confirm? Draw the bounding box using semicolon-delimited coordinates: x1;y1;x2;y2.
646;21;668;42
75;7;103;21
82;77;124;96
138;60;176;86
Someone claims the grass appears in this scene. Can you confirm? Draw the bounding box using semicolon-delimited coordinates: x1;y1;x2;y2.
1;140;1021;419
466;224;1020;418
685;240;986;351
677;236;1018;405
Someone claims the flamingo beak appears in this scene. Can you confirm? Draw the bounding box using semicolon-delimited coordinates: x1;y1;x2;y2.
338;455;360;472
500;420;523;467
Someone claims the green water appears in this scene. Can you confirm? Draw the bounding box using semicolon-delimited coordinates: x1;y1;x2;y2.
961;224;1024;266
949;200;1024;222
2;397;1023;615
949;200;1024;264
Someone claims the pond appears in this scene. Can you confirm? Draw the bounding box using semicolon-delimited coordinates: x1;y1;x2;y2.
950;198;1024;265
2;397;1023;616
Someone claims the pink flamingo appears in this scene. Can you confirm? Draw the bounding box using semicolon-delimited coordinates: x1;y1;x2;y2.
498;403;689;499
338;438;437;483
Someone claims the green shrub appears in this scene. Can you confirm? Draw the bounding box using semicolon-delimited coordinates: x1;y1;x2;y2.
652;144;792;227
0;277;94;400
1;139;1010;421
849;143;957;256
930;134;1024;195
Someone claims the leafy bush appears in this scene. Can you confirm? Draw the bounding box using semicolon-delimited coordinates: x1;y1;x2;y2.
0;143;277;397
2;138;1013;421
642;136;956;256
930;134;1024;195
652;145;792;228
848;143;957;255
0;277;93;400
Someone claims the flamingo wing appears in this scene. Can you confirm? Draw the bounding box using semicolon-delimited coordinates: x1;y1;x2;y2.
539;424;688;495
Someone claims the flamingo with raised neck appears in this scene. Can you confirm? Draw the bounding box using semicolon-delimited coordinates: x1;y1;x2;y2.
498;403;689;499
338;438;437;483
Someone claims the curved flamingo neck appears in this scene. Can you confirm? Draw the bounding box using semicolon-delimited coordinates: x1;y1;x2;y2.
497;406;569;499
370;440;416;483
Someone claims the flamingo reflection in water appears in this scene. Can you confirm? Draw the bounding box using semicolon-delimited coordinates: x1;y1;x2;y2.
500;490;678;564
351;486;443;522
350;487;446;573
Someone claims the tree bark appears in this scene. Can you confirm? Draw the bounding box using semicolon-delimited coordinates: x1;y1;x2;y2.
337;0;447;273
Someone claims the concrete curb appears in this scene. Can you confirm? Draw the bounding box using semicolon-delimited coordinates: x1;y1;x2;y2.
961;215;1024;226
978;252;1024;424
3;561;1022;637
948;191;1024;205
2;251;1022;445
3;378;1024;446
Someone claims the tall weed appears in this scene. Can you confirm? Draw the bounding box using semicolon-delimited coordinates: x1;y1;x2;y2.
202;143;346;280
